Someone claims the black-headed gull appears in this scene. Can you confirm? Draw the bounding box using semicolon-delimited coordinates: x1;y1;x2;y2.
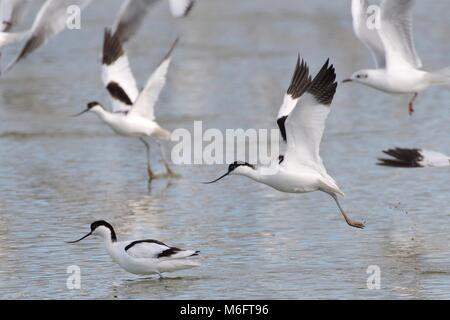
378;147;450;168
343;0;450;115
75;29;177;181
67;220;200;278
205;56;365;229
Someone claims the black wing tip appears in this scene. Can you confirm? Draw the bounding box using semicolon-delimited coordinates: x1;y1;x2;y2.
286;54;311;99
378;147;423;167
192;250;200;256
183;0;196;16
103;28;124;66
162;36;180;62
307;58;337;106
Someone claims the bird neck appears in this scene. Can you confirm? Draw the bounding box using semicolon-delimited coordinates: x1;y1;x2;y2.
91;107;111;121
235;165;262;182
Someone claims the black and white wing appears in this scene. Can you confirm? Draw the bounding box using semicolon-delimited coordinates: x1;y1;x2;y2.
281;58;337;175
102;29;139;113
129;37;178;119
168;0;195;17
378;0;422;70
112;0;159;44
125;239;199;260
351;0;386;68
378;148;450;168
0;0;29;32
4;0;93;72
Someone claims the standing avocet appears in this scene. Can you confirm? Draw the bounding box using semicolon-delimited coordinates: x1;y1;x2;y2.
67;220;200;277
205;56;365;229
378;147;450;168
75;29;177;181
343;0;450;115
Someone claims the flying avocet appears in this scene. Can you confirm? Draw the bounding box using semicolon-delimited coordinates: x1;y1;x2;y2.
75;29;177;181
205;56;365;229
67;220;200;277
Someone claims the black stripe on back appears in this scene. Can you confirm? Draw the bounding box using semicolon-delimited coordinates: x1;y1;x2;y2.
103;29;124;66
125;239;169;252
277;116;288;142
157;247;182;258
106;82;133;105
307;59;337;105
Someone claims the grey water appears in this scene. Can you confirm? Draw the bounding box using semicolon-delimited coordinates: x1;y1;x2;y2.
0;0;449;299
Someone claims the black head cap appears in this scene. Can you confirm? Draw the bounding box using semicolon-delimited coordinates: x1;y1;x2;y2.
228;161;255;173
87;101;101;109
90;220;117;242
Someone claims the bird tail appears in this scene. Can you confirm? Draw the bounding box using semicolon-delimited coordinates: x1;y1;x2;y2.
153;126;171;141
426;67;450;86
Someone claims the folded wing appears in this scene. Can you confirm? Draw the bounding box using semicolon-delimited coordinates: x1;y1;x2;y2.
125;239;198;260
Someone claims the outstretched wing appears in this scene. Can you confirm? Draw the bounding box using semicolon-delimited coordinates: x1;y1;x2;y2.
102;29;139;113
5;0;93;72
129;37;178;119
125;239;198;260
168;0;195;17
351;0;386;68
282;59;337;174
112;0;159;44
0;0;29;32
379;0;422;70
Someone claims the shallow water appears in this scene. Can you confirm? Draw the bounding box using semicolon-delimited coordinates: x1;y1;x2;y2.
0;0;449;299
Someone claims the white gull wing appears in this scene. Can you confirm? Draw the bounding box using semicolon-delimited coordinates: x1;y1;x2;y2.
168;0;195;17
351;0;386;68
125;239;198;260
4;0;93;72
112;0;159;44
282;59;337;176
0;0;29;32
379;0;422;71
102;29;139;113
129;37;178;120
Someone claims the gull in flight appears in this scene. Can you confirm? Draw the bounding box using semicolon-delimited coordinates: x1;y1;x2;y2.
343;0;450;115
378;147;450;168
67;220;200;278
75;29;177;181
205;56;365;229
0;0;93;73
112;0;196;43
